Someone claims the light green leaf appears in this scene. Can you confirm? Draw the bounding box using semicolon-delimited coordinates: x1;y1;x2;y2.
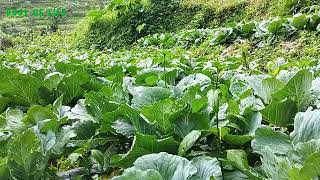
24;105;55;125
210;28;233;45
273;69;312;110
260;147;293;180
7;130;47;180
239;96;264;115
38;130;56;155
261;98;297;127
175;73;211;96
224;134;253;145
131;87;171;109
227;149;249;170
288;13;308;29
65;99;95;122
267;18;285;34
294;139;320;162
161;69;178;86
111;133;179;168
5;108;24;131
51;128;76;155
0;72;42;106
299;152;320;179
291;108;320;144
102;104;154;135
225;150;263;180
239;22;256;35
111;119;135;138
190;156;222;180
112;169;164;180
173;112;209;138
90;149;105;173
141;99;182;135
85;90;119;122
43;72;63;91
230;80;252;100
252;127;293;155
246;77;284;104
132;152;197;180
207;89;220;114
246;111;262;136
57;70;90;104
178;130;202;156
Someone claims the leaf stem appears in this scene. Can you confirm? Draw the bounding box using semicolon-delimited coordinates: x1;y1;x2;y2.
215;70;224;180
163;52;167;88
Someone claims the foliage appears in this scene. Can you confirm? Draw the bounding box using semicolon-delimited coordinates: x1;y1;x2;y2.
74;0;181;50
2;2;320;180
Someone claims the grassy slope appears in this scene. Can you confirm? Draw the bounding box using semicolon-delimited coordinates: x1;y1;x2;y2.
176;0;316;29
99;0;317;69
0;0;106;34
151;0;320;64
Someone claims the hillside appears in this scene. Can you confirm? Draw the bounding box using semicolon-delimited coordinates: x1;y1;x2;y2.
0;0;107;36
73;0;320;49
1;0;320;180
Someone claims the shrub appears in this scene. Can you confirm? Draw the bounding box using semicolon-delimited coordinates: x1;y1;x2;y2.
0;33;13;50
74;0;181;50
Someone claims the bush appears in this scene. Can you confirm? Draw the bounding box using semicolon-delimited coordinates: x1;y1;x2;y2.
0;33;13;50
74;0;181;50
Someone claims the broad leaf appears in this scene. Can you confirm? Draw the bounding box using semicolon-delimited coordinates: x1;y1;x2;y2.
252;127;293;155
130;87;171;109
102;104;154;135
84;89;118;122
111;133;179;168
57;70;90;104
225;150;263;180
178;130;202;156
291;108;320;144
173;112;209;138
24;105;55;125
112;169;164;180
5;108;24;131
141;99;183;135
246;77;284;104
174;73;211;96
298;152;320;179
189;156;222;180
132;152;197;180
7;130;47;180
111;119;135;138
294;139;320;162
0;71;42;106
65;99;95;122
288;13;308;29
273;69;312;110
226;149;249;169
260;147;293;180
261;98;297;127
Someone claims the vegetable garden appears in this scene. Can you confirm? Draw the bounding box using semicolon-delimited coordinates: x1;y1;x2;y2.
1;0;320;179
